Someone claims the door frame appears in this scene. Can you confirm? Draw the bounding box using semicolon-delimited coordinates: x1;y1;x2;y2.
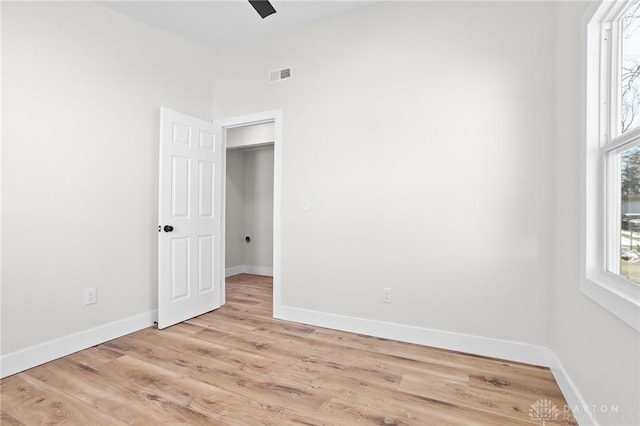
217;109;282;316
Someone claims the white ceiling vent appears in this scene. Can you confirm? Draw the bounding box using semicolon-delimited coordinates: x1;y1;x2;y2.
269;68;291;83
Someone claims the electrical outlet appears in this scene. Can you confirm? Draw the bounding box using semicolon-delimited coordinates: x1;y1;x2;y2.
84;287;97;305
382;287;392;304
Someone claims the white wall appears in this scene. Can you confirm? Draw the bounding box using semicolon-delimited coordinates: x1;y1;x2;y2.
554;2;640;424
225;145;274;275
212;1;555;345
243;146;274;271
225;149;245;269
1;2;214;355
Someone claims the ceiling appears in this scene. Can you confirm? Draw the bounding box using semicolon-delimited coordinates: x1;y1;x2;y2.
99;1;383;49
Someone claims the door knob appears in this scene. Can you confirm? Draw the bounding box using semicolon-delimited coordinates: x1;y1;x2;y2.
163;225;174;232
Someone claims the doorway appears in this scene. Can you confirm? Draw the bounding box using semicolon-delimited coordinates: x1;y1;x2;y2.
219;110;282;316
225;143;274;277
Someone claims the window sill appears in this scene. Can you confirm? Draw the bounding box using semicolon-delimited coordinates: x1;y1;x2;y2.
581;271;640;331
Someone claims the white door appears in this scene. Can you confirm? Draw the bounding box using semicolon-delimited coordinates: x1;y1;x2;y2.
158;107;222;329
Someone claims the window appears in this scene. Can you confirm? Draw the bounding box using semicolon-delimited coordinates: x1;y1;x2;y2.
584;0;640;331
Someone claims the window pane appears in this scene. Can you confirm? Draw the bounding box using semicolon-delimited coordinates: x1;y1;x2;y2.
621;0;640;133
620;145;640;283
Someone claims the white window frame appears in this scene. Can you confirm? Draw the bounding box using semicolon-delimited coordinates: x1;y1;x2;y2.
583;0;640;331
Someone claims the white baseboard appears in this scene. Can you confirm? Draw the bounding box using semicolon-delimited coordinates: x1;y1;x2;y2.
0;310;157;378
225;265;245;277
549;354;599;426
276;305;554;367
225;265;273;277
244;265;273;276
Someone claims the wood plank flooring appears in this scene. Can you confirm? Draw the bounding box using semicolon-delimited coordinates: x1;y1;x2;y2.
1;274;577;425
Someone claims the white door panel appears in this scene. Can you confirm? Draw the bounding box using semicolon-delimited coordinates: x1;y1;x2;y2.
158;108;222;329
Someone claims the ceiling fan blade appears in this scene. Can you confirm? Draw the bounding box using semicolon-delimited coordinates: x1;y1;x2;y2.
249;0;277;19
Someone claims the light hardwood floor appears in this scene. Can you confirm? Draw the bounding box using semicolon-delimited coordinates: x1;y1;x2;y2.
1;274;576;425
